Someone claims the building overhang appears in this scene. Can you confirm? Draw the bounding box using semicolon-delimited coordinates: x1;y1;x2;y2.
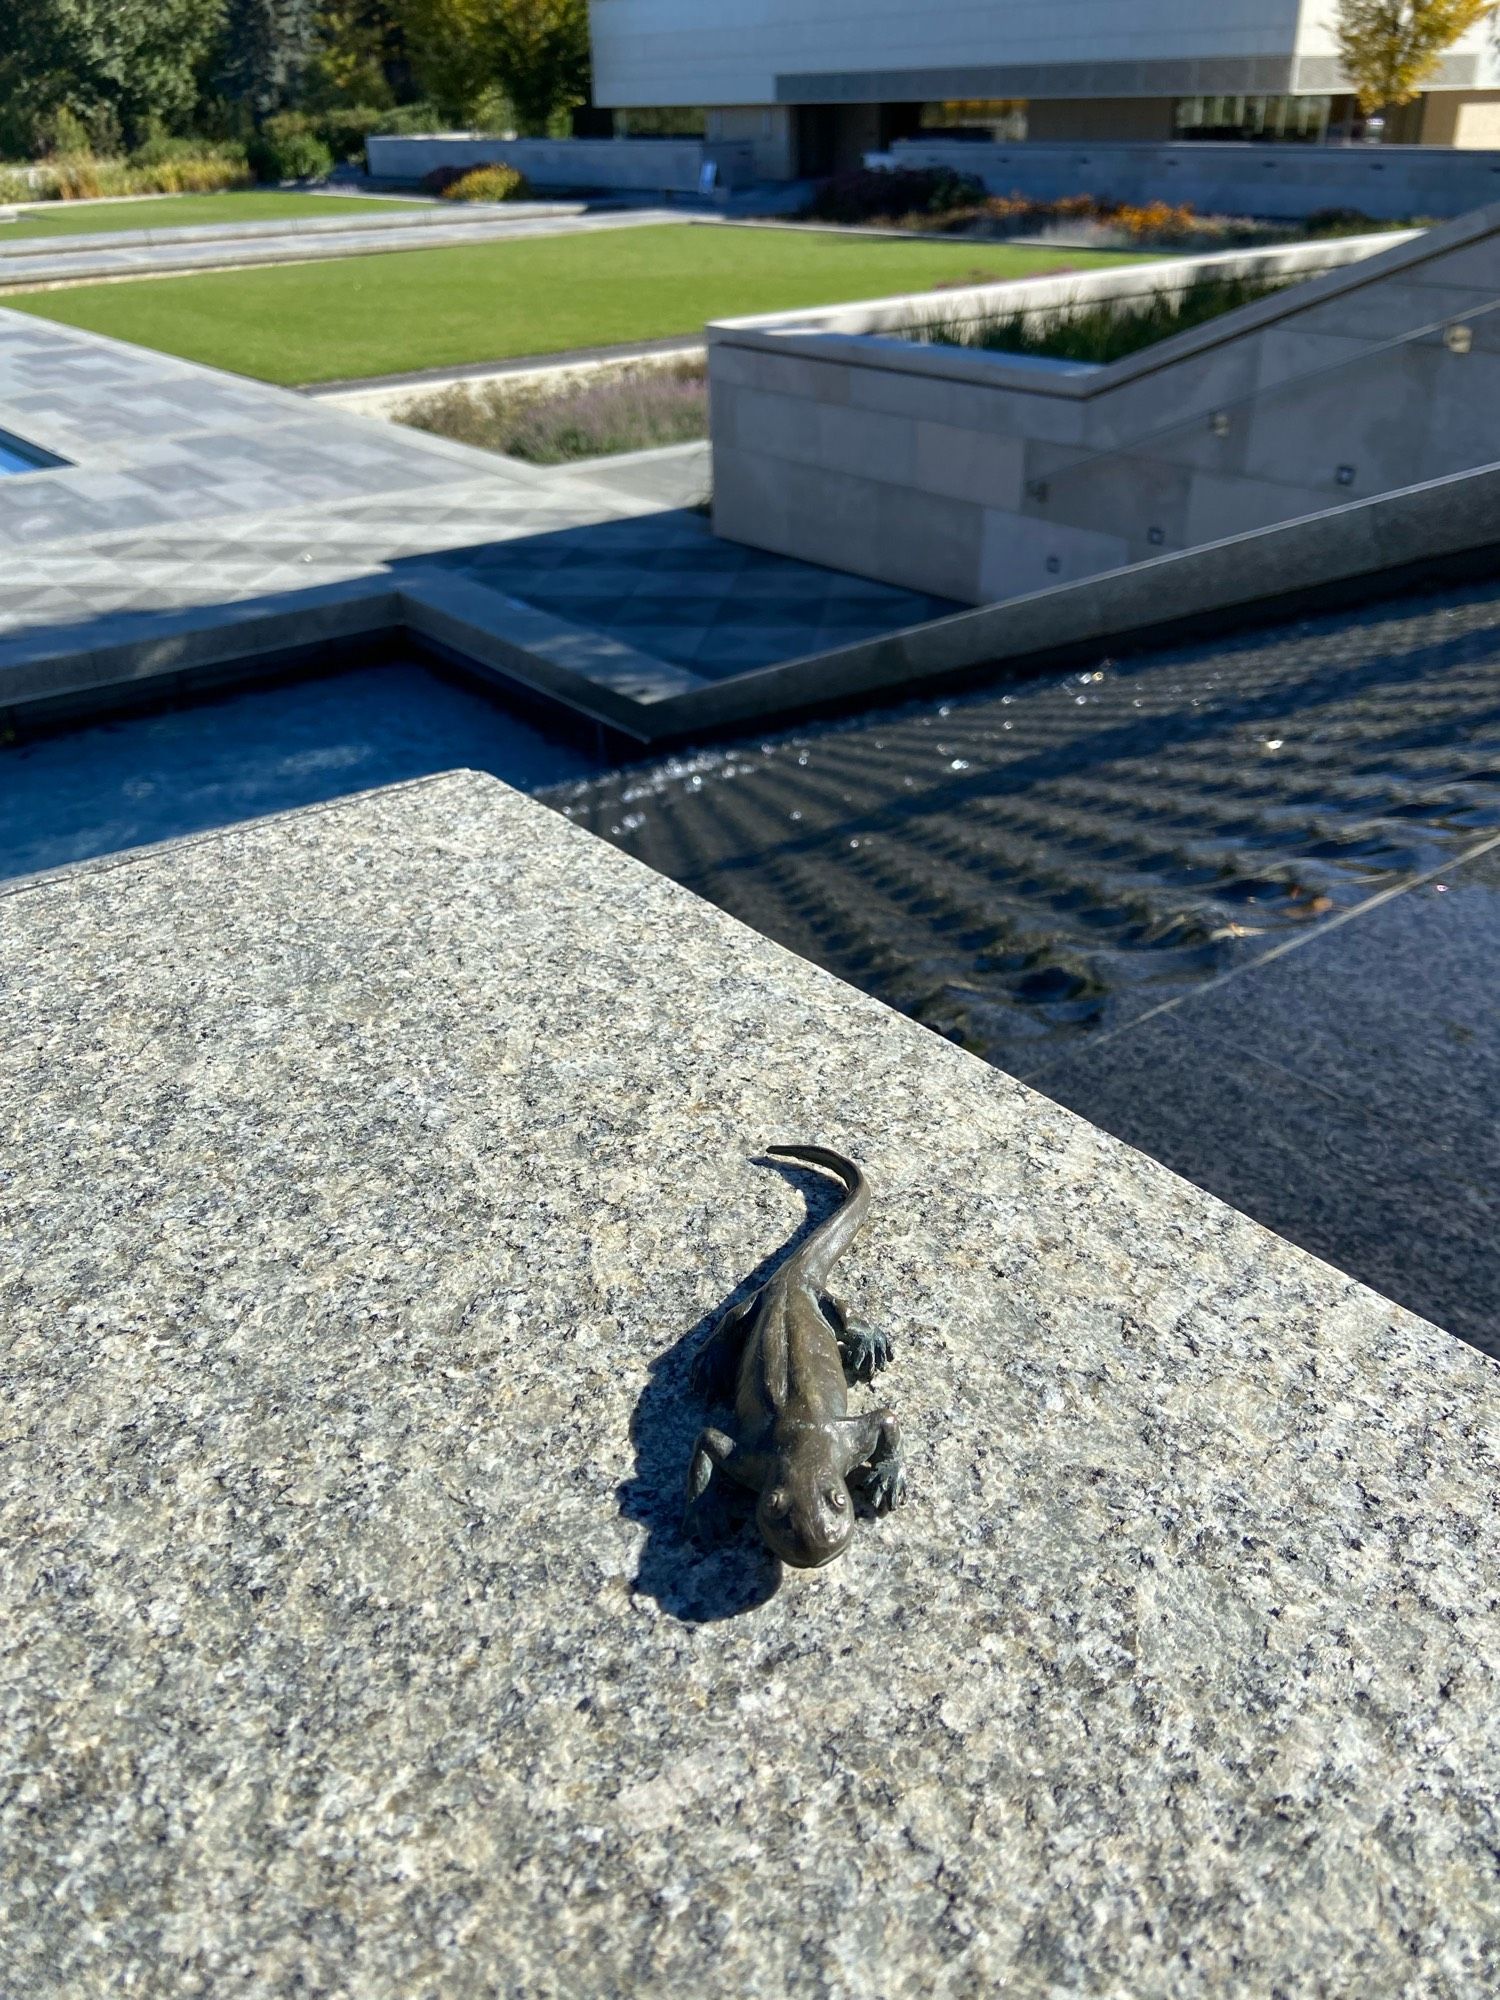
773;51;1482;104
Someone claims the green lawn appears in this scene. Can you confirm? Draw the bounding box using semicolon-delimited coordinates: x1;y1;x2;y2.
0;223;1146;385
0;191;429;240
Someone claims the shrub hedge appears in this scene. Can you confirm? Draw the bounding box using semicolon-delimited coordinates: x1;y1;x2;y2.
247;130;334;184
806;166;986;225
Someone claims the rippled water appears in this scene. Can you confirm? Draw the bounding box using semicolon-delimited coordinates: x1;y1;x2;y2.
548;577;1500;1074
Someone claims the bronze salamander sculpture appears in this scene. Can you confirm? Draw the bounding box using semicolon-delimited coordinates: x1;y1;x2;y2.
683;1145;907;1568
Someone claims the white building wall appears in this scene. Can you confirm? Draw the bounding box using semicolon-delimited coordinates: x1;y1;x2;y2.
588;0;1500;108
589;0;1306;108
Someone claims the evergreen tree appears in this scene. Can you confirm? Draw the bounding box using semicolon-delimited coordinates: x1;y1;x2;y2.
311;0;410;107
216;0;321;119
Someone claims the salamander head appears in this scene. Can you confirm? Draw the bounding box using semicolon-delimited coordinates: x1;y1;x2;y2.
756;1447;854;1569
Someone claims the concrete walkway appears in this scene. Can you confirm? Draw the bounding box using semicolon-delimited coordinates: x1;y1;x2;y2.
0;197;573;258
0;205;686;291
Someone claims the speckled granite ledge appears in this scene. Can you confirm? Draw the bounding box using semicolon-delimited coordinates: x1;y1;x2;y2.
3;772;1497;1999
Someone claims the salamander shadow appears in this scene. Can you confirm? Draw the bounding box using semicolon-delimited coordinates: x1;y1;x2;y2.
618;1155;843;1624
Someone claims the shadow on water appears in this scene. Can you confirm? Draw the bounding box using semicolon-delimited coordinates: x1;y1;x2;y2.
618;1154;843;1624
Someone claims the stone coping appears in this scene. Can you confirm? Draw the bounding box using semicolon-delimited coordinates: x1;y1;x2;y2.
7;452;1500;751
3;767;1497;1996
706;228;1421;400
637;456;1500;737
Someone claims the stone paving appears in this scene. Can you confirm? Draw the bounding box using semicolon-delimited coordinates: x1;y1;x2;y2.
426;508;957;677
0;307;950;723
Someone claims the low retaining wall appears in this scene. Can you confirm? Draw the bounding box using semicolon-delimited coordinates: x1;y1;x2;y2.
709;209;1500;605
884;136;1500;222
365;133;756;193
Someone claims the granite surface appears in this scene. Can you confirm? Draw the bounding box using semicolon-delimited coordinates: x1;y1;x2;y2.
3;771;1499;1999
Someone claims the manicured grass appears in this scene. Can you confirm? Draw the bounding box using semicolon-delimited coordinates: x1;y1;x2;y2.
1;223;1145;385
0;192;429;240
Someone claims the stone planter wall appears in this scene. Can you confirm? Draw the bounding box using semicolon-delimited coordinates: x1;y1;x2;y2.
708;212;1500;604
365;133;756;193
882;136;1500;223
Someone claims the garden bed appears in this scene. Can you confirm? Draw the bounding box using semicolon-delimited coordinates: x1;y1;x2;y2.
804;168;1418;255
903;273;1288;367
398;357;708;463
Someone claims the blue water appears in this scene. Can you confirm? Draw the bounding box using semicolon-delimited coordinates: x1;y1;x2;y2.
0;657;607;882
0;432;49;474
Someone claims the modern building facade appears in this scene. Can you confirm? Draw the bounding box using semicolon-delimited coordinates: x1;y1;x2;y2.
588;0;1500;177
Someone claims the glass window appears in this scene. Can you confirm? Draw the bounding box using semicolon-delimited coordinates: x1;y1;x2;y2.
617;107;706;139
1174;95;1331;143
919;100;1028;142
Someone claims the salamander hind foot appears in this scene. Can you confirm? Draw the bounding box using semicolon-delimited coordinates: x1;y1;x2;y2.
839;1319;893;1385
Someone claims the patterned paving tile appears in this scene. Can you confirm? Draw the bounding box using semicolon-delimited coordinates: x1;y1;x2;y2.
0;307;956;707
423;511;959;678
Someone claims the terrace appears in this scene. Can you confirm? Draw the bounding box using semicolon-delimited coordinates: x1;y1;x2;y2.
4;178;1499;1999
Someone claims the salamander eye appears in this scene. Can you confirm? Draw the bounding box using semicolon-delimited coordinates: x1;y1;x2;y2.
826;1485;847;1510
768;1488;789;1511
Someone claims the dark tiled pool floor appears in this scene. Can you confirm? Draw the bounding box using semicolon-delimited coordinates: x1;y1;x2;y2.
552;573;1500;1354
429;508;961;678
1030;849;1500;1352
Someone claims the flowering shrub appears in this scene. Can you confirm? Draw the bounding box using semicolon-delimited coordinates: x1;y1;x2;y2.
401;358;707;464
1110;200;1201;241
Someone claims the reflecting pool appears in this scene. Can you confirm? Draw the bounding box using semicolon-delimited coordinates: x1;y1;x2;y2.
0;657;605;882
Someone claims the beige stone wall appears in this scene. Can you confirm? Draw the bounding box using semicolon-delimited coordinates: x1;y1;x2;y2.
708;215;1500;605
1445;92;1500;151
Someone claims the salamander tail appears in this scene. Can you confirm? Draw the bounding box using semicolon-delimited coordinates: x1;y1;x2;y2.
764;1145;871;1290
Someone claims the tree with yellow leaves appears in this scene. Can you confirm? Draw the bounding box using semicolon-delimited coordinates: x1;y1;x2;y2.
1334;0;1497;115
